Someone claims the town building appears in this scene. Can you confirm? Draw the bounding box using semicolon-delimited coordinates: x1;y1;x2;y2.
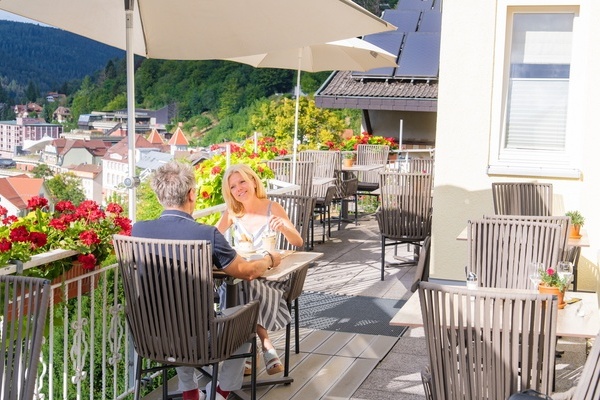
0;117;62;157
0;175;50;215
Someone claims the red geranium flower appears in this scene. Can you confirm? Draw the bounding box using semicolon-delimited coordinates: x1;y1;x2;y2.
49;218;68;231
55;200;76;213
29;231;48;248
77;253;97;270
0;238;12;252
27;196;48;211
106;203;123;214
10;226;30;242
79;230;101;246
3;215;17;225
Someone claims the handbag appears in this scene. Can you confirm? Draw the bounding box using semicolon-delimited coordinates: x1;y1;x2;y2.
509;389;553;400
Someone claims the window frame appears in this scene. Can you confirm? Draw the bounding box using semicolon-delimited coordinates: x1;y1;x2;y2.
488;4;582;179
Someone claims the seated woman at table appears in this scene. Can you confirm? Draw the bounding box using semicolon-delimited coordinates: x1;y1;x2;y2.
217;164;303;375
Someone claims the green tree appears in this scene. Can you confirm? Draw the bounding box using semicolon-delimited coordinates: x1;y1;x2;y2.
250;96;347;150
25;80;39;102
135;180;162;222
31;164;54;179
46;172;86;204
69;76;96;122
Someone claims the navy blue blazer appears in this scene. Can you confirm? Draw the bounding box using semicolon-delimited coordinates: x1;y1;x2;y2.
132;210;237;270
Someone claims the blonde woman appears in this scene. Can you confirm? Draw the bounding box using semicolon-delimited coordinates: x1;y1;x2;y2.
217;164;303;375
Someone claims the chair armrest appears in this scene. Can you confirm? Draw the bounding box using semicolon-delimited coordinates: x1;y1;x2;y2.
213;300;260;359
421;365;433;400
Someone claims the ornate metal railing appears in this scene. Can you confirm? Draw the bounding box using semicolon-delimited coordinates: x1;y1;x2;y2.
1;252;133;399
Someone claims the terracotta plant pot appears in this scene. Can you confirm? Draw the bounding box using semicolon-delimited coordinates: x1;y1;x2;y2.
538;284;566;309
569;225;582;239
343;158;355;168
52;263;97;305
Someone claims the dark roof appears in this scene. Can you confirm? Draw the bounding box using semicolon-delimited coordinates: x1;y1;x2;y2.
315;3;440;112
315;71;437;111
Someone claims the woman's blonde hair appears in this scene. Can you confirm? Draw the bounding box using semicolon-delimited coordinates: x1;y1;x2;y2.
222;164;267;216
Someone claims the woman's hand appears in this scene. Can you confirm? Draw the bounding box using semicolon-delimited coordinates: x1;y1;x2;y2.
268;215;288;233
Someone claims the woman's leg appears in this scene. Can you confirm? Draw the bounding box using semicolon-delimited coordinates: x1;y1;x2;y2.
257;325;284;375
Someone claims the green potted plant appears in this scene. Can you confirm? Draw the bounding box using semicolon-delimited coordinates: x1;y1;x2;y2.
537;265;569;308
565;210;585;238
342;151;356;167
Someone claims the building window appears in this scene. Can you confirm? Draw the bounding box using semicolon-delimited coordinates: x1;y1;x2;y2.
488;8;580;178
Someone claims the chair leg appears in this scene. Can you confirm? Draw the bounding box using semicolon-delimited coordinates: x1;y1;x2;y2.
162;368;168;400
381;236;386;281
134;355;143;400
294;298;300;354
210;363;219;400
284;316;292;377
326;205;331;237
250;338;257;400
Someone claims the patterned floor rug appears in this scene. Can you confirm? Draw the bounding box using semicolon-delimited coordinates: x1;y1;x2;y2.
298;291;407;337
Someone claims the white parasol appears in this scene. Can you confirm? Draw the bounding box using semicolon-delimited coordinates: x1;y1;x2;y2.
0;0;394;220
227;38;398;182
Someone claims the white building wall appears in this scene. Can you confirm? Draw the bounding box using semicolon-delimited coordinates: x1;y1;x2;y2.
432;0;600;290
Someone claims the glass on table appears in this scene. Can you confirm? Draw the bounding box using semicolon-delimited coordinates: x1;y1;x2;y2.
466;271;478;290
529;262;544;289
557;261;574;285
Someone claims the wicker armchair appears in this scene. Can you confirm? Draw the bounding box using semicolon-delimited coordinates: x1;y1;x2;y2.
113;235;260;400
265;193;316;375
492;182;553;216
419;282;558;400
356;144;389;195
467;219;562;290
376;171;433;280
267;160;314;197
0;275;51;400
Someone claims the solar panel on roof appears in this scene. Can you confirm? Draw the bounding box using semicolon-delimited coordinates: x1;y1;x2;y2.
418;11;441;32
395;32;440;78
396;0;434;11
381;9;420;31
353;32;403;78
363;32;404;56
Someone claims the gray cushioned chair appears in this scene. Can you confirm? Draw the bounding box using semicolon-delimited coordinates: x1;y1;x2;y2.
113;235;260;400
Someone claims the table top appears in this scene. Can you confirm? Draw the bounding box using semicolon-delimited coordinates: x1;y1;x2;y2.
213;250;322;282
390;288;599;339
341;163;385;172
261;250;322;281
312;177;336;186
456;226;589;247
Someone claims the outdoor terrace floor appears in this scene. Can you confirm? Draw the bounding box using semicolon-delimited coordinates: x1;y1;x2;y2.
147;213;589;400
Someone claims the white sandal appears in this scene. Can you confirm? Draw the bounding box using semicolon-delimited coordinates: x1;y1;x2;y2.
263;349;284;375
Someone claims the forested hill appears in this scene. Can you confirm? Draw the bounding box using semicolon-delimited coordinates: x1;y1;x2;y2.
0;20;124;99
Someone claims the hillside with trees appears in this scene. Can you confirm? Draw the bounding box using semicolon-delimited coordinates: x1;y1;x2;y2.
0;20;124;101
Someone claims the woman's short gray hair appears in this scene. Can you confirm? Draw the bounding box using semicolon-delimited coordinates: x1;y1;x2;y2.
150;161;196;207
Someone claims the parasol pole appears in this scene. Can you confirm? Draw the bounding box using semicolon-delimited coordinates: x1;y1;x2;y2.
291;48;302;185
125;0;136;222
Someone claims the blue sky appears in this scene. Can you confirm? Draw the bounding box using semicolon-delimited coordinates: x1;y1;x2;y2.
0;10;40;24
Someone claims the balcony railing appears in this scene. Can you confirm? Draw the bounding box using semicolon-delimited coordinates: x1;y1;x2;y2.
1;251;135;399
1;182;303;399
